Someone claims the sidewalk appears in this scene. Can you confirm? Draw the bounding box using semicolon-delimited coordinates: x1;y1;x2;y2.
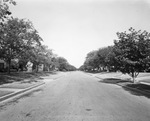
0;79;45;103
0;71;65;103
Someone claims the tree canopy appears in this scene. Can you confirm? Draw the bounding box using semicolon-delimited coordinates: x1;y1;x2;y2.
113;27;150;82
0;18;42;73
0;0;16;23
80;27;150;83
0;0;76;73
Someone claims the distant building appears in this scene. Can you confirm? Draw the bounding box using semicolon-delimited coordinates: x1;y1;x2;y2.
26;61;33;72
26;61;44;72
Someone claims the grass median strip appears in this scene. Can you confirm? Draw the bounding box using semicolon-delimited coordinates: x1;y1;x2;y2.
122;83;150;93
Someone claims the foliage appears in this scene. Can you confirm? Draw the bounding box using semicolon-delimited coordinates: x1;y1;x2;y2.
54;57;76;71
0;0;16;23
81;27;150;83
0;1;74;74
81;47;113;72
113;27;150;82
0;17;43;73
83;50;98;71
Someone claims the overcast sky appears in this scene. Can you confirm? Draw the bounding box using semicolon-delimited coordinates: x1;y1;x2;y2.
10;0;150;68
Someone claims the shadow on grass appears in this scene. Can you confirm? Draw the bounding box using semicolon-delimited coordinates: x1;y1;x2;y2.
99;78;150;99
122;84;150;99
0;76;15;85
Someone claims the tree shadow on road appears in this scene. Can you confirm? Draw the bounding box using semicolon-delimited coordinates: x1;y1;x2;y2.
99;78;150;99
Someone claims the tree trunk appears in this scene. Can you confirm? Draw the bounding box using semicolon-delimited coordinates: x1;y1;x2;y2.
36;64;39;72
7;59;11;74
132;75;135;83
131;72;135;83
131;71;139;83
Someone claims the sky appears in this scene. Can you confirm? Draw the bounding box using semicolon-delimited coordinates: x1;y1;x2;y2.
9;0;150;68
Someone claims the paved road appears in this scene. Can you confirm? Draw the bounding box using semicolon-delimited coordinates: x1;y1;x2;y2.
0;71;150;121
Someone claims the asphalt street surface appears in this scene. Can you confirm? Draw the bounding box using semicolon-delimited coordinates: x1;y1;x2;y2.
0;71;150;121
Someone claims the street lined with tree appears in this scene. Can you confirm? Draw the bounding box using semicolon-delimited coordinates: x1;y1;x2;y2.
80;28;150;82
0;72;150;121
0;1;76;73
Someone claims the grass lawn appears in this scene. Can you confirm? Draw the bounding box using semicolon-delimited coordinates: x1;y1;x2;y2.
0;72;51;85
95;72;150;84
97;72;150;94
138;73;150;77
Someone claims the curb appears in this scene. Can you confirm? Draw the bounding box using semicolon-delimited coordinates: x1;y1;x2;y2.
0;82;45;103
140;82;150;86
95;76;103;79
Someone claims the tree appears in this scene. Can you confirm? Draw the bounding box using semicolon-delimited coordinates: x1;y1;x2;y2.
0;17;41;73
102;46;118;72
57;57;68;71
96;47;113;71
18;28;43;71
84;50;98;72
28;45;45;72
113;27;150;83
52;56;76;71
66;64;76;71
83;47;114;72
50;55;59;71
38;45;53;72
79;65;86;71
0;0;16;23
